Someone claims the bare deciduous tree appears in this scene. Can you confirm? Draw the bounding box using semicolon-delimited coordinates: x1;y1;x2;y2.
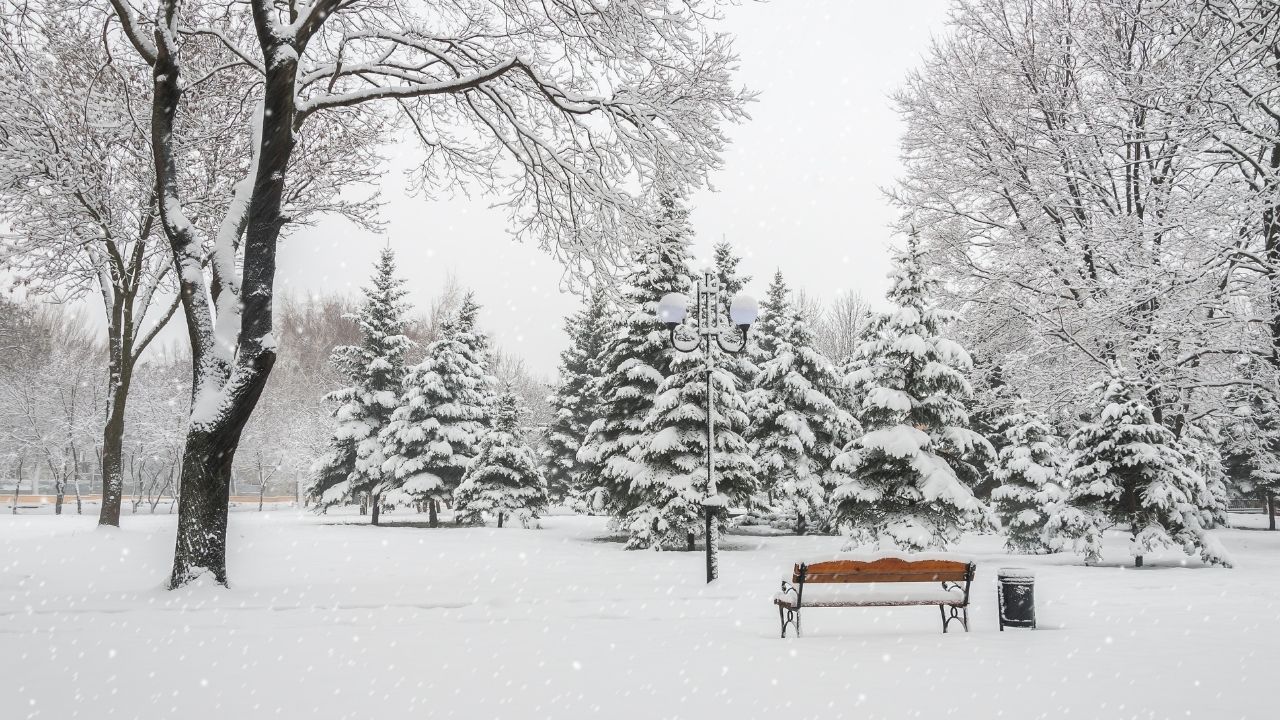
99;0;748;587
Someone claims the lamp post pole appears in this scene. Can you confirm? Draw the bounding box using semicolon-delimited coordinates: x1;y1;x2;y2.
659;271;757;583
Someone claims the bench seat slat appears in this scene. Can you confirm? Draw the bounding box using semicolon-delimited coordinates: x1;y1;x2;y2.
776;598;967;608
801;572;968;583
793;559;972;584
775;583;965;609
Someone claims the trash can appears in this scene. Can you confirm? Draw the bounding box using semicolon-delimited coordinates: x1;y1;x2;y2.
997;568;1036;630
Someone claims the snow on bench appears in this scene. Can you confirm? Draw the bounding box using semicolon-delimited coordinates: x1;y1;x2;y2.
773;557;976;637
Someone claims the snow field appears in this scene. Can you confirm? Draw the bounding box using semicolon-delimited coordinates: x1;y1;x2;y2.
2;512;1275;719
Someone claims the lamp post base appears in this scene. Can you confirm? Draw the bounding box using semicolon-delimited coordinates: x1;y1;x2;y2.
705;507;717;583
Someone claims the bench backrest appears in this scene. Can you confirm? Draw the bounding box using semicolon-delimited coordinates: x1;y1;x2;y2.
793;558;973;584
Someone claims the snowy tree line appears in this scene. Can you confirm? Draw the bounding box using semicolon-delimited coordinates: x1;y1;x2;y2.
307;249;549;528
542;197;1249;566
891;0;1280;535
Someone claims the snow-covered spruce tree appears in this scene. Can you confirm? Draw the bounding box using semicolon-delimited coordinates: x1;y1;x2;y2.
713;240;750;298
838;315;880;424
1045;370;1231;567
969;363;1016;499
578;192;695;536
454;391;549;528
1222;364;1280;530
543;289;610;506
310;249;413;525
751;305;860;535
380;294;494;526
623;309;759;550
1181;420;1230;530
754;270;791;362
711;242;762;498
452;292;500;423
713;242;760;391
989;397;1063;554
742;267;789;506
828;236;993;551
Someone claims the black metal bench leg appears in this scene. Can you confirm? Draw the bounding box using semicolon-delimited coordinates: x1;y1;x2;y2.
779;605;801;638
939;605;969;633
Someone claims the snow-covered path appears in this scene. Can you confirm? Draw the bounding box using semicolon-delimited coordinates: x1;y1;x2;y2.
2;511;1275;719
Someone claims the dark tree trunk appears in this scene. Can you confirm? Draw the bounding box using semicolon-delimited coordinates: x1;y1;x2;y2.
1269;493;1276;531
71;446;82;515
796;512;808;536
169;426;237;587
686;531;695;551
497;512;504;529
10;456;21;514
54;476;65;515
10;460;19;514
98;350;131;527
428;499;439;528
371;494;381;525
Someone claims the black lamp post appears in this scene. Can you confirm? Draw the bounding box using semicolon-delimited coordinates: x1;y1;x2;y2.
657;271;759;583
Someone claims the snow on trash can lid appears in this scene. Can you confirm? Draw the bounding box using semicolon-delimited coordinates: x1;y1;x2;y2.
997;567;1035;579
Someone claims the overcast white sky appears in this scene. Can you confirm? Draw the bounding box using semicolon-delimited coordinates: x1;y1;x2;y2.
233;1;954;377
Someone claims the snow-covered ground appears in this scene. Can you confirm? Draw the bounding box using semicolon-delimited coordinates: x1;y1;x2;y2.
2;511;1275;719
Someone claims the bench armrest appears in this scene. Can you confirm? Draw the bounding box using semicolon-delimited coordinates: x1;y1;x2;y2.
778;580;801;607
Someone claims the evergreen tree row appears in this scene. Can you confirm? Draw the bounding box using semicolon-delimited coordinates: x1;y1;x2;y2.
310;249;547;526
548;223;1236;567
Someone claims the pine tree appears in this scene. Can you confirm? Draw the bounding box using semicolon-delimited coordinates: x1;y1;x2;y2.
751;304;860;534
453;391;549;527
838;316;880;424
543;289;610;507
1045;370;1231;567
1181;420;1230;530
969;362;1015;499
754;270;790;361
578;192;694;531
829;236;993;551
452;292;498;421
380;295;493;526
710;241;762;503
712;240;750;298
1222;363;1280;530
989;397;1063;554
624;314;759;549
309;248;413;524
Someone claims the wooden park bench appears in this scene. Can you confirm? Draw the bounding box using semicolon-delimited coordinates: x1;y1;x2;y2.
773;557;976;637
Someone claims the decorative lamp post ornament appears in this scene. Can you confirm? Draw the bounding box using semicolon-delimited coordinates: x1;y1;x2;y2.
657;270;758;583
